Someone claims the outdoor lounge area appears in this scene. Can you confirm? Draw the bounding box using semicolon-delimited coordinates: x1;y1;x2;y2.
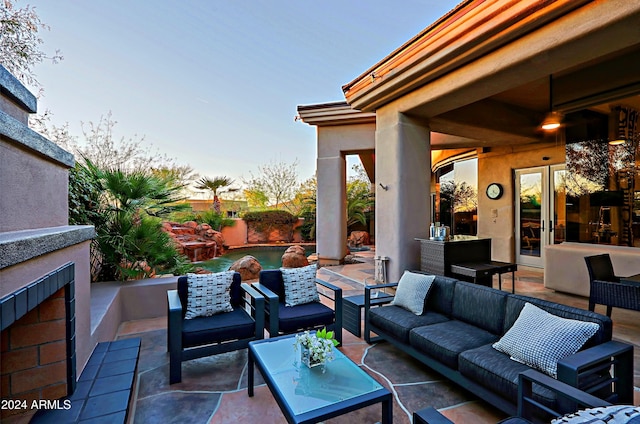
103;260;639;424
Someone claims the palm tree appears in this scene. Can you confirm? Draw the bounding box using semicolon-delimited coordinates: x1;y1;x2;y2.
196;176;235;213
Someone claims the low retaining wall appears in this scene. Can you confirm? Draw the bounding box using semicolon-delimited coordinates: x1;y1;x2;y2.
544;242;640;297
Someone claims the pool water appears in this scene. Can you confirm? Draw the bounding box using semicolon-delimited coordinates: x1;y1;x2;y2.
200;246;311;273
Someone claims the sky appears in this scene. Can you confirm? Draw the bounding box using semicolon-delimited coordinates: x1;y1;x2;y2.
27;0;461;195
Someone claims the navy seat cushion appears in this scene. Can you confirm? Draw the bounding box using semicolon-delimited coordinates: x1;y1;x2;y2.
178;273;243;311
459;344;556;407
369;305;450;344
452;282;507;335
275;301;334;333
409;320;499;369
182;307;255;348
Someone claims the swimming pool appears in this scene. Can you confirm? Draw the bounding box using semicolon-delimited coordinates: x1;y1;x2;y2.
200;246;313;273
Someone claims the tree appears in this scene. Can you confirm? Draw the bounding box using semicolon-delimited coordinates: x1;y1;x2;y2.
0;0;62;92
440;180;478;213
195;176;235;213
346;164;374;231
295;175;317;241
243;159;300;210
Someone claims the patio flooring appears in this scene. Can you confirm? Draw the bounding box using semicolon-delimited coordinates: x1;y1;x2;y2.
118;252;640;423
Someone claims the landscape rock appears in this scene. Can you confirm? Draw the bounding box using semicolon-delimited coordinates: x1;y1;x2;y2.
348;231;370;247
161;221;225;261
281;245;309;268
229;255;262;281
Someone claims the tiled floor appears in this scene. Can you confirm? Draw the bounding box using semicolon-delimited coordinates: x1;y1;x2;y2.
117;253;640;424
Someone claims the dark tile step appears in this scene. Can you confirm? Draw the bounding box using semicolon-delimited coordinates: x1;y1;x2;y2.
31;338;141;424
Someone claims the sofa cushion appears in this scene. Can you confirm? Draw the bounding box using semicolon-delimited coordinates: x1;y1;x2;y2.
281;264;320;307
369;305;449;344
275;301;334;333
391;271;435;315
493;303;599;377
182;307;255;348
409;320;500;369
504;295;611;348
424;275;458;316
452;282;507;335
184;271;235;319
459;344;556;406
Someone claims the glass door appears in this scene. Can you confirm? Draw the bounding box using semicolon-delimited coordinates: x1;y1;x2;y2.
515;165;566;267
516;168;546;267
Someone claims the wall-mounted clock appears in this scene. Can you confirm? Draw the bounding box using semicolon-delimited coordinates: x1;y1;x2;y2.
486;183;503;200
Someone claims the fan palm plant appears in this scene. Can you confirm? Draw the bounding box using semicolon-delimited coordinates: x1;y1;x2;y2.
196;176;235;213
85;160;191;280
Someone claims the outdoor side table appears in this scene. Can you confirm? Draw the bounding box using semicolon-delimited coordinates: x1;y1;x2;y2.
343;294;394;338
450;261;517;293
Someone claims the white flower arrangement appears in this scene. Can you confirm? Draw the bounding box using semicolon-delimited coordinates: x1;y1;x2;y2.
294;328;339;367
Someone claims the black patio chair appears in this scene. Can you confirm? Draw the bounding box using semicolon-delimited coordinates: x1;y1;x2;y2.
167;272;265;384
584;254;640;317
254;269;343;344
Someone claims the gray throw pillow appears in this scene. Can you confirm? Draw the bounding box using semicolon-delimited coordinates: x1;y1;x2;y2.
185;271;235;319
391;271;435;315
281;264;320;307
492;302;599;377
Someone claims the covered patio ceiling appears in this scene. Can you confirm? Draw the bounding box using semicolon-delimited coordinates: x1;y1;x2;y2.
342;0;640;151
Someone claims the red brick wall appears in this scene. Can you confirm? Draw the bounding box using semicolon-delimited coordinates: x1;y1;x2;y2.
1;287;68;421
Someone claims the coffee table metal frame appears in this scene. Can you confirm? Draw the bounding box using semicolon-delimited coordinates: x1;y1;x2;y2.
248;334;392;424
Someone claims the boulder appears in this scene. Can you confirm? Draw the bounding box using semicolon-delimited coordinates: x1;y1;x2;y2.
348;231;370;247
281;245;309;268
229;255;262;281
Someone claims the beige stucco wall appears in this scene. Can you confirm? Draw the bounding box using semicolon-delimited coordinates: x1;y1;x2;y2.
0;141;69;232
477;142;565;262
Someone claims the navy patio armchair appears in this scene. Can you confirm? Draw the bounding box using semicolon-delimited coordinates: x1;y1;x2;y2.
167;272;265;384
254;268;343;344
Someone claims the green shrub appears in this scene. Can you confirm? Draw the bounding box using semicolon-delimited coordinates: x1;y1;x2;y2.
195;210;236;231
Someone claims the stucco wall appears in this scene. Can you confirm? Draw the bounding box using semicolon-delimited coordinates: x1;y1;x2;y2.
477;142;565;262
0;141;69;232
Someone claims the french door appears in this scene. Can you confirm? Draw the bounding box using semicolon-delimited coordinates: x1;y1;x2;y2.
515;165;566;267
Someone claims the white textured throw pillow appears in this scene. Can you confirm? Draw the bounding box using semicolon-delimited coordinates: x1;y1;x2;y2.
185;271;235;319
281;264;320;307
551;405;640;424
391;271;435;315
492;302;599;377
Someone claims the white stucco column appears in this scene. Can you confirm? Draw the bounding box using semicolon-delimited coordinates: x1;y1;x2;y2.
375;111;431;282
316;155;347;265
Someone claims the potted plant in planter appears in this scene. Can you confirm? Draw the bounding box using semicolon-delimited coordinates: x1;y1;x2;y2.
294;328;339;369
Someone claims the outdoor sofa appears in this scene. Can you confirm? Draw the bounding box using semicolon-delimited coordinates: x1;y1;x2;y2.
364;273;634;417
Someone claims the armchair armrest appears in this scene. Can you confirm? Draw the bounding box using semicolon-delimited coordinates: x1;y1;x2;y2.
518;368;611;421
252;283;280;338
167;290;184;377
241;283;265;339
315;278;342;344
557;340;634;404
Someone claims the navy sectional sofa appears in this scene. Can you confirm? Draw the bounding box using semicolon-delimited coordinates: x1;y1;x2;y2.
364;275;634;417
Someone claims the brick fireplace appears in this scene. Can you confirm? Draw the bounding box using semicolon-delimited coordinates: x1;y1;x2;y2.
1;263;76;421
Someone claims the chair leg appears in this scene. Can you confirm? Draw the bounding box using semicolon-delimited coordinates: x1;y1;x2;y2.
606;305;613;317
588;301;595;312
169;348;181;384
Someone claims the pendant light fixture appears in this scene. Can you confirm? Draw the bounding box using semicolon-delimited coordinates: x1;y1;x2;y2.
541;75;562;131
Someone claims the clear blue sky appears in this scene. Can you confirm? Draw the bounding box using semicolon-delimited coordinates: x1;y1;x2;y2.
30;0;460;188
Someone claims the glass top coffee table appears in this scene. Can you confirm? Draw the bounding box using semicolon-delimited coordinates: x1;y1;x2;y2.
248;335;392;423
